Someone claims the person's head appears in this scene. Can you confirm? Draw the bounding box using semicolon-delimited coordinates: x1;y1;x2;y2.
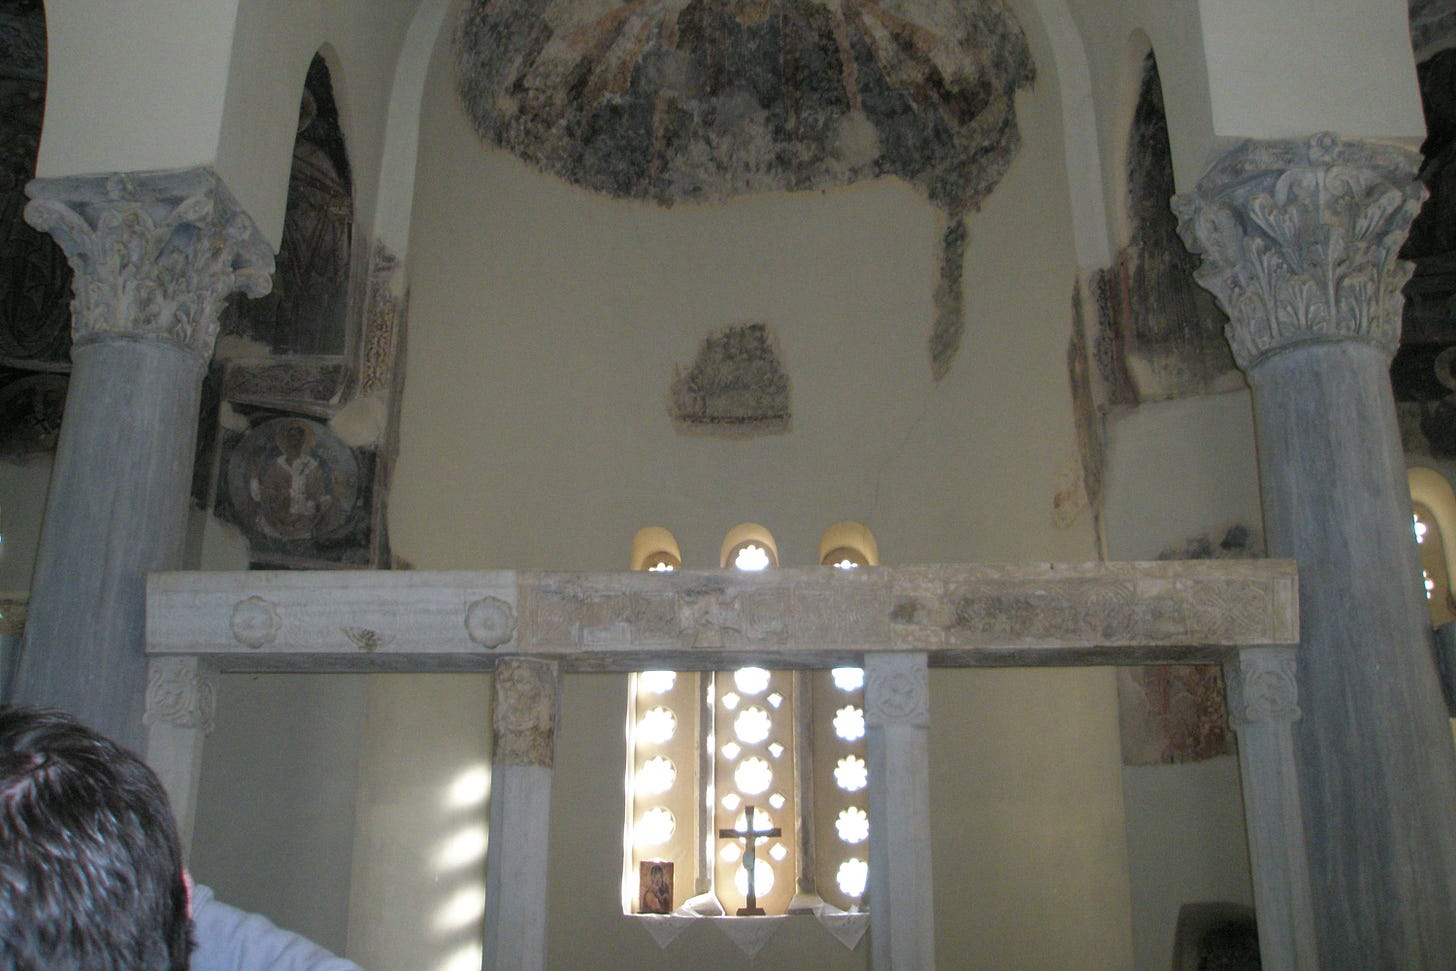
0;706;192;971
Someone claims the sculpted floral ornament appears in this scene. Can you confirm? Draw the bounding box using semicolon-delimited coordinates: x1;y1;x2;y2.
494;658;558;767
23;166;275;361
1227;649;1301;727
1172;134;1424;370
466;595;516;648
230;595;282;649
865;655;929;727
143;657;218;733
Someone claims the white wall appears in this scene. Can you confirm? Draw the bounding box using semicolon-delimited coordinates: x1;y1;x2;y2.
370;0;1138;965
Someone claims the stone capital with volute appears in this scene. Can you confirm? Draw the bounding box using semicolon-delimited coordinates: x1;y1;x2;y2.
25;166;274;362
1172;134;1424;370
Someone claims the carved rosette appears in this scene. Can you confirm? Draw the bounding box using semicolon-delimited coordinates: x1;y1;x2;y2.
1225;648;1301;727
24;167;275;361
1172;134;1424;370
865;653;929;728
230;595;282;649
493;657;558;767
142;657;218;734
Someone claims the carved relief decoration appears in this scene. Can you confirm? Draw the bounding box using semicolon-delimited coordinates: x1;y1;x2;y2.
865;654;929;727
359;240;404;398
24;167;275;361
520;569;890;656
230;595;282;649
142;657;218;734
466;595;517;648
1172;134;1425;370
1228;649;1301;726
223;358;345;407
493;657;558;767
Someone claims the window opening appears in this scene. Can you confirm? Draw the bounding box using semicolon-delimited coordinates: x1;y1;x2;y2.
626;523;874;918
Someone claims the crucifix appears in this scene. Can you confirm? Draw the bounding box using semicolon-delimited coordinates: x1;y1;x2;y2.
719;804;783;916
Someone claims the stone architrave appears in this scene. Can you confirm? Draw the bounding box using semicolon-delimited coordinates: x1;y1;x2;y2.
864;652;933;971
1175;134;1456;967
484;657;559;971
10;167;273;752
1222;647;1316;970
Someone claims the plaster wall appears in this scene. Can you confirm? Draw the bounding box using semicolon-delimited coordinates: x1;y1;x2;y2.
35;0;419;252
1100;391;1264;971
365;0;1136;965
35;0;239;179
190;671;370;955
1068;0;1423;228
212;0;421;249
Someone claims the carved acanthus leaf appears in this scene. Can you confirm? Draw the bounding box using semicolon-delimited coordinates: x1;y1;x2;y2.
1172;134;1424;370
493;657;558;767
143;657;218;734
24;167;274;360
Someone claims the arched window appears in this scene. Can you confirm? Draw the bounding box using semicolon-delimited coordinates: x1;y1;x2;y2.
1410;468;1456;626
626;523;875;922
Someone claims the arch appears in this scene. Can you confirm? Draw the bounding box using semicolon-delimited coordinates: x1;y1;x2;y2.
631;526;682;572
375;0;452;258
720;524;778;570
1026;0;1112;269
818;521;879;568
1410;466;1456;604
221;50;354;358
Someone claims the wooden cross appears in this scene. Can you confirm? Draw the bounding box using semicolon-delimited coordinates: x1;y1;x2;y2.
719;804;783;916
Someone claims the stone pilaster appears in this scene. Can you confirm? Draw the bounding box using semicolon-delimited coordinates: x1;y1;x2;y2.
1222;647;1316;970
484;658;558;971
9;167;272;752
143;655;220;852
864;652;933;971
1176;135;1456;968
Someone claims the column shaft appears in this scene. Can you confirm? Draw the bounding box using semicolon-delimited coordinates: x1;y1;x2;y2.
17;341;203;748
1176;135;1456;966
1251;343;1456;963
483;658;558;971
8;168;272;752
865;652;934;971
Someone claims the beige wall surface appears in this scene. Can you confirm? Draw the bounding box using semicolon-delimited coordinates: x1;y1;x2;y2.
374;0;1135;965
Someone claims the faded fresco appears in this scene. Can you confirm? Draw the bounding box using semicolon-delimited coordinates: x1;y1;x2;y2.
1396;47;1456;460
670;322;789;434
0;3;70;457
453;0;1035;378
221;54;353;357
215;413;374;567
1095;53;1239;407
1118;523;1262;765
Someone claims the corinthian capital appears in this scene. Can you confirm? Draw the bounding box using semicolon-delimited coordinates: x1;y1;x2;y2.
25;166;274;361
1172;134;1424;370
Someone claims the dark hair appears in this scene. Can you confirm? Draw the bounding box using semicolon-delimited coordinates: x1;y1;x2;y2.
0;706;192;970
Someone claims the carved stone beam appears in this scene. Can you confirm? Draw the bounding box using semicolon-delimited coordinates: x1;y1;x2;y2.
483;657;559;971
1223;646;1318;970
864;652;934;971
143;655;220;855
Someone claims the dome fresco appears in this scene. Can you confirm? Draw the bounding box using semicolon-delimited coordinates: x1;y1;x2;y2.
454;0;1035;377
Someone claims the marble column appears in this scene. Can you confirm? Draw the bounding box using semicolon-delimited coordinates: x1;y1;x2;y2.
1175;134;1456;967
483;658;558;971
10;168;272;752
864;652;933;971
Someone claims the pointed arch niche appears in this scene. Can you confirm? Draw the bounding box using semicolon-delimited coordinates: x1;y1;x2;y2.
223;51;354;358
